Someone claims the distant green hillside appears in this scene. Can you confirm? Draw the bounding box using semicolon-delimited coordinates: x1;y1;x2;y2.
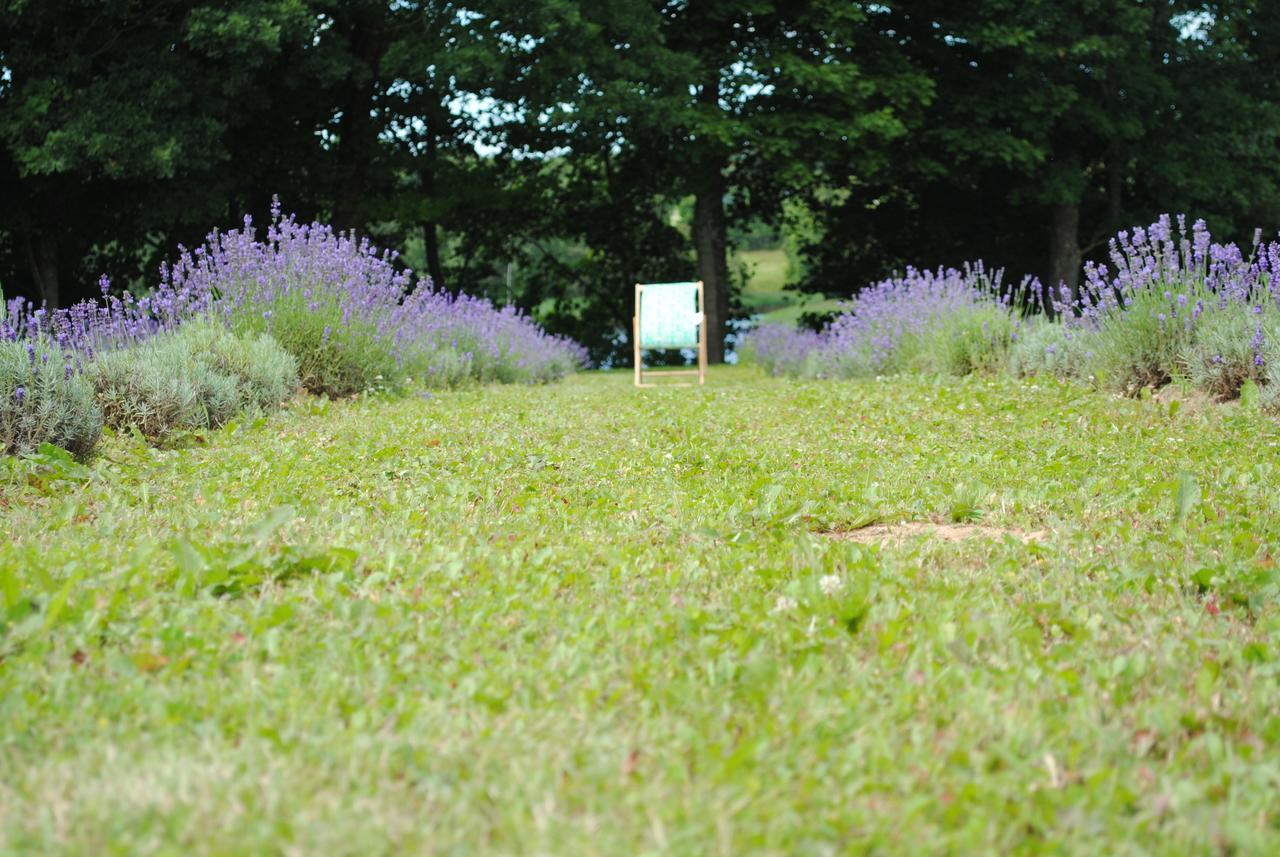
735;247;845;325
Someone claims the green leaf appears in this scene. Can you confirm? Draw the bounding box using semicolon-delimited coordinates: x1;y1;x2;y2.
1241;379;1260;410
0;564;19;610
249;506;297;543
171;539;207;576
1174;471;1201;526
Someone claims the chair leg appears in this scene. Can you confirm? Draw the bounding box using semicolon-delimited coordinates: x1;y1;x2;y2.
697;280;708;385
633;318;642;387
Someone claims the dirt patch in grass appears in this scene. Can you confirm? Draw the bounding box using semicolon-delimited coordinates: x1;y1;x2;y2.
821;521;1047;545
1151;385;1222;411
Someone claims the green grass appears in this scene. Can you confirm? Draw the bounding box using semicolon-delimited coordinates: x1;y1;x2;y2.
4;368;1280;853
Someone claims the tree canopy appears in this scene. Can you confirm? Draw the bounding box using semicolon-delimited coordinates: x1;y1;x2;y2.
2;1;1278;362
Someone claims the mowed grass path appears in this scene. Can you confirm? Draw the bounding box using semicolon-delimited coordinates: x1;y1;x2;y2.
4;368;1280;854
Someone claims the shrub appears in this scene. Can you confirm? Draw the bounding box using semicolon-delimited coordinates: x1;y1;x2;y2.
0;339;102;457
912;303;1021;376
397;291;588;386
200;324;302;412
745;265;1032;379
1006;319;1097;380
162;200;586;395
168;206;409;396
3;275;210;358
235;286;399;397
1059;214;1280;395
4;203;586;395
1082;286;1199;393
86;321;297;441
1184;303;1278;400
1265;340;1280;412
739;323;826;377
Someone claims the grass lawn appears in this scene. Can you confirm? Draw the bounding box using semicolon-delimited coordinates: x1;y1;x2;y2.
4;368;1280;853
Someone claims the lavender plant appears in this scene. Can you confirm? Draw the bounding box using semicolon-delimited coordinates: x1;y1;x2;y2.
2;275;211;360
1006;320;1097;380
161;200;587;395
3;198;586;406
86;321;298;442
1183;303;1278;400
158;203;414;396
0;336;102;457
396;290;588;386
739;323;826;377
1057;214;1280;396
747;265;1032;379
3;195;588;454
750;215;1280;410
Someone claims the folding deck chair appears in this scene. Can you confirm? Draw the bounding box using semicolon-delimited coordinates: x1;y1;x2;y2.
633;281;708;387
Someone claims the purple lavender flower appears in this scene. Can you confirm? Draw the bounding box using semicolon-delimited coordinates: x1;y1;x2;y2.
3;197;585;389
746;264;1034;377
1067;215;1280;378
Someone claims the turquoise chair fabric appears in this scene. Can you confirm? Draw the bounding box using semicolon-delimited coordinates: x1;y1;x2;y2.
639;282;700;349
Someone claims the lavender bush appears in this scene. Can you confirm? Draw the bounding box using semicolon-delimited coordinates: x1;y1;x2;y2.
87;321;298;442
750;214;1280;410
2;275;211;362
1183;303;1278;400
1006;319;1097;380
161;201;586;395
741;323;826;377
1051;214;1280;398
162;204;409;395
0;337;102;457
395;289;588;387
2;201;585;457
747;265;1031;379
2;199;586;394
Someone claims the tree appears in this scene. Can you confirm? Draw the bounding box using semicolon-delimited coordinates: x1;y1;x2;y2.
797;1;1280;305
512;0;928;362
0;1;331;306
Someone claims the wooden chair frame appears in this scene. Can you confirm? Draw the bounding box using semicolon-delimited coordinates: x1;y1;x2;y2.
633;281;708;388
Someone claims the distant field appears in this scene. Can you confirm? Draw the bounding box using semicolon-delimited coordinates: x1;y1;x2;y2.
736;247;845;325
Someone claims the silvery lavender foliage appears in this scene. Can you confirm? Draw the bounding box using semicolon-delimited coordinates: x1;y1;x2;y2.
748;264;1032;378
86;321;298;441
0;337;102;457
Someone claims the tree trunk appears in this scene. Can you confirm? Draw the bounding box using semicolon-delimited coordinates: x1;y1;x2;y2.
1047;203;1082;310
693;171;729;364
23;229;60;309
692;72;729;363
424;222;445;292
422;106;446;293
333;90;377;231
331;9;383;232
